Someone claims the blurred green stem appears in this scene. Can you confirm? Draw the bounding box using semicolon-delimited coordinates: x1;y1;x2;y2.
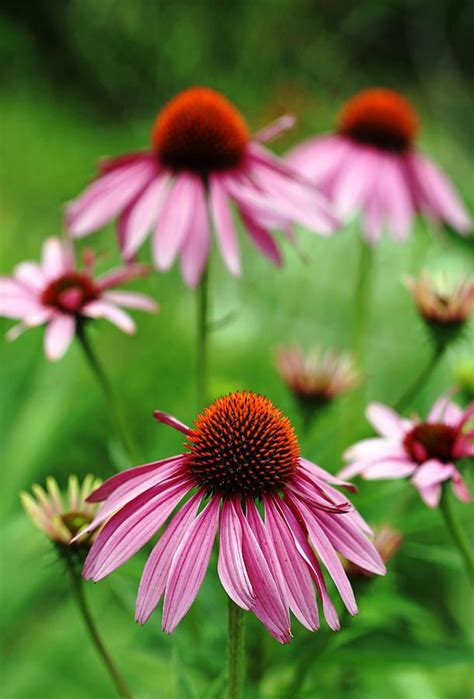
76;323;138;465
64;551;133;699
228;600;245;699
352;238;374;366
196;266;209;409
439;488;474;587
394;345;444;412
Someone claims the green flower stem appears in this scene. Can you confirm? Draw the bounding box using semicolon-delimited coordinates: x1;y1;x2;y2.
76;323;139;465
64;551;133;699
196;265;210;409
439;488;474;587
228;599;245;699
394;345;445;413
352;238;374;366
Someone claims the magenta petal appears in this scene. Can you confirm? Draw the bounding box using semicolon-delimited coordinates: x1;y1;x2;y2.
451;469;472;504
209;175;241;276
136;491;203;624
217;498;255;610
317;511;386;575
162;496;220;633
87;456;183;502
153;411;190;435
240;212;283;266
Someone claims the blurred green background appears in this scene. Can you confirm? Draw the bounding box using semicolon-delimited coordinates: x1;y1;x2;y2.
1;1;473;698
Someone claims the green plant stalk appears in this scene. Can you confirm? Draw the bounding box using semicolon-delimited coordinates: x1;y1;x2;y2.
196;265;210;409
228;599;245;699
64;551;133;699
439;488;474;587
352;237;374;366
76;323;139;465
394;345;445;413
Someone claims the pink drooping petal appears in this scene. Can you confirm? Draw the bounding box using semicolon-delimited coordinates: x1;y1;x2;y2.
119;175;171;259
217;498;255;610
331;147;378;218
411;459;454;489
87;455;184;502
366;402;408;439
180;178;211;288
153;173;200;270
382;156;414;241
416;482;442;508
451;469;472;504
240;212;283;266
83;476;192;581
286;475;352;514
317;510;386;575
279;497;340;631
209;175;241;276
153;411;190;435
224;175;290;230
300;458;358;493
82;300;136;334
409;153;471;233
162;497;220;633
41;238;74;279
265;495;319;630
6;309;53;342
286;493;357;615
44;314;75;361
95;263;151;291
286;135;353;188
14;262;46;291
67;159;157;237
136;491;204;624
254;114;296;143
427;394;464;427
362;460;417;479
236;500;291;643
103;290;158;312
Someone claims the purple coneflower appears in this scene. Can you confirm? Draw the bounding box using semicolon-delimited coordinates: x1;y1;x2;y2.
77;391;385;643
288;88;471;242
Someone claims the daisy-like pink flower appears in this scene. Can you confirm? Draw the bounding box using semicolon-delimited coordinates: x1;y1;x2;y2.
288;88;472;242
0;237;158;360
66;87;340;287
340;395;473;508
76;391;385;643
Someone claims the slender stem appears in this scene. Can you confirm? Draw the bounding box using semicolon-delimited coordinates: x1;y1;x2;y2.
439;488;474;587
228;599;245;699
196;266;210;409
395;346;444;413
352;238;374;366
76;323;138;465
64;552;133;699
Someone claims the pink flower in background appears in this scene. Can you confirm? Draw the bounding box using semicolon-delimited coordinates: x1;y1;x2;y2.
76;391;385;643
67;87;340;287
340;395;473;508
0;237;158;360
287;88;472;242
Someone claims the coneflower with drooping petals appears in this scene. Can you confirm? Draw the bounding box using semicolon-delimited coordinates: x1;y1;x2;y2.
75;391;385;643
66;87;340;287
288;88;471;242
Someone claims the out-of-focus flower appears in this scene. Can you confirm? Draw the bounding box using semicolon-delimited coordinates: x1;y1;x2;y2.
340;395;473;508
21;475;101;546
0;237;158;360
288;88;471;242
343;524;403;578
75;391;385;643
67;87;340;288
406;272;474;346
276;345;361;408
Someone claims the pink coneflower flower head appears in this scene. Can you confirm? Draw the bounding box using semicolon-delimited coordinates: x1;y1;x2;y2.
406;272;474;347
21;475;101;548
340;395;474;508
76;391;385;643
343;524;403;579
276;345;361;408
288;88;472;242
0;237;158;360
66;87;340;288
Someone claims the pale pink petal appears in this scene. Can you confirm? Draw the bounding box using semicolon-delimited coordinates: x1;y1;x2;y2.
317;510;386;575
343;437;406;463
254;115;296;143
82;300;136;334
411;460;453;489
162;497;220;633
103;291;158;313
209;175;241;276
180;179;211;288
366;403;408;438
331;147;378;218
0;293;43;319
383;156;414;241
362;460;417;479
153;173;200;270
119;175;171;259
14;262;46;291
95;263;151;291
286;135;353;188
428;394;464;427
217;498;255;610
41;238;73;279
417;482;442;508
300;459;358;493
44;315;75;360
136;491;204;624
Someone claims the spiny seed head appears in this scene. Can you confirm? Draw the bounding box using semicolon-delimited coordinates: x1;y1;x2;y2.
185;391;300;498
152;87;249;174
404;422;457;464
338;88;419;152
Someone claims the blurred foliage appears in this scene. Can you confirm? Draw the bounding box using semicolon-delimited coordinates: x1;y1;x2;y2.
1;1;473;698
